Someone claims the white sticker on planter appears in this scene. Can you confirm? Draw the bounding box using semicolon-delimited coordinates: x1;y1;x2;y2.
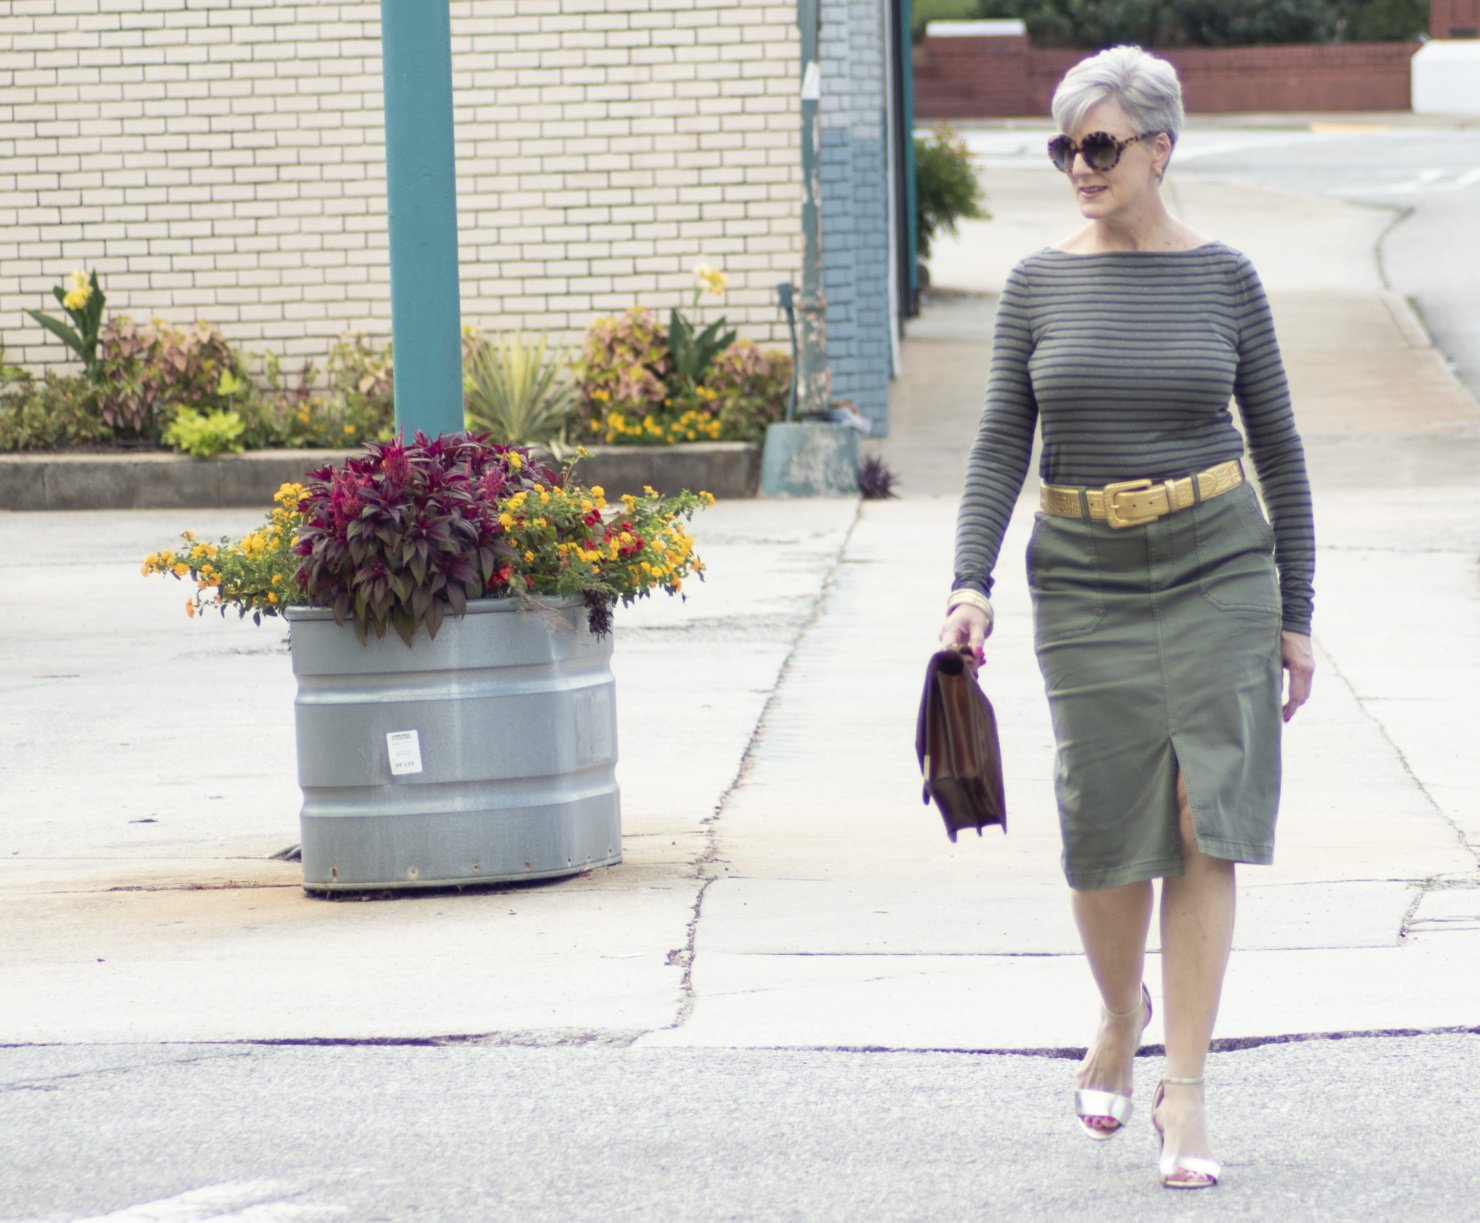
386;730;424;777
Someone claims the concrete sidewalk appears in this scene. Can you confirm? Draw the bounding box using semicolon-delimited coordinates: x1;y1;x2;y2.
3;164;1478;1055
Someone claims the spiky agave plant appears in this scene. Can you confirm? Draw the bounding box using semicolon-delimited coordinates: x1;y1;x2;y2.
464;331;575;446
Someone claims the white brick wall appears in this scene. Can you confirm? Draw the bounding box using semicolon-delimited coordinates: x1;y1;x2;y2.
0;0;803;375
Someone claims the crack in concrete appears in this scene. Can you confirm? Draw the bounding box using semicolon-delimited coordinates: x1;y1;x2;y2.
1313;636;1480;940
664;501;866;1032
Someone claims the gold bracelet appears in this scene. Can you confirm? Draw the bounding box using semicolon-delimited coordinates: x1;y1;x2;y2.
946;588;994;632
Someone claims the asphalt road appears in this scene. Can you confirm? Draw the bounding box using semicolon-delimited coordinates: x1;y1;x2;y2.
3;1034;1479;1222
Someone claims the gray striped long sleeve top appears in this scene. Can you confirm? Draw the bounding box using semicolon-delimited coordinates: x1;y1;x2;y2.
953;243;1315;635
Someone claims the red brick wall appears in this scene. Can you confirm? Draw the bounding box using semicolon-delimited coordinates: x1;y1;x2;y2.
916;37;1421;119
1431;0;1480;37
914;34;1031;120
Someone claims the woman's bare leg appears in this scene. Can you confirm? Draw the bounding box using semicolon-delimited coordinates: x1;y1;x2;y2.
1156;771;1236;1173
1070;877;1153;1129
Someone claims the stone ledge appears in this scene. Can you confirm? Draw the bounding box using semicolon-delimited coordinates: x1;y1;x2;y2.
571;442;760;501
0;442;760;511
0;450;356;512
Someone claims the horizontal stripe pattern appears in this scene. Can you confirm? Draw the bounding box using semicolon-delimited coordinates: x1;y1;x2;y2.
953;243;1315;634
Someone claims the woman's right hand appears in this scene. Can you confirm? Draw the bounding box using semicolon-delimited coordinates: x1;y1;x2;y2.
939;604;991;666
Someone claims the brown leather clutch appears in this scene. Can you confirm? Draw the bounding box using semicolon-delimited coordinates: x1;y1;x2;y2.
915;646;1006;841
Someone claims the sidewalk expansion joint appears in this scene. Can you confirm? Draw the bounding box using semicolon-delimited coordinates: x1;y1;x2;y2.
664;500;866;1032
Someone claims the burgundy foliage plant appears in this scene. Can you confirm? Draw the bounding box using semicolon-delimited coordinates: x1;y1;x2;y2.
293;432;561;644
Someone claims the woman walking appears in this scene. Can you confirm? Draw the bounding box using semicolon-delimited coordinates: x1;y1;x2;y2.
940;46;1316;1188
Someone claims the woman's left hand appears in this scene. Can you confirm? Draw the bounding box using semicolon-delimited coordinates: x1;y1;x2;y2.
1280;631;1315;722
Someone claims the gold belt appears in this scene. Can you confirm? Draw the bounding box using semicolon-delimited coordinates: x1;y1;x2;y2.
1039;459;1244;530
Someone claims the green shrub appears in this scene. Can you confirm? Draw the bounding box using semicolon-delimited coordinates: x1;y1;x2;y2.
708;340;792;441
955;0;1422;45
238;335;395;450
1337;0;1427;40
96;316;244;440
162;407;247;458
569;302;789;446
915;126;990;262
569;306;675;440
464;331;576;445
0;369;109;452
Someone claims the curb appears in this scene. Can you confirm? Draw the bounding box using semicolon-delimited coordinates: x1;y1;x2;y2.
1;442;761;511
571;442;760;501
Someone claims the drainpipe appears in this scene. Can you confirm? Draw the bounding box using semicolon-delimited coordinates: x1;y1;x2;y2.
796;0;829;416
380;0;465;437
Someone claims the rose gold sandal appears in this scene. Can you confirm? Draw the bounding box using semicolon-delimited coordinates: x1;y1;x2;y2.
1073;983;1151;1141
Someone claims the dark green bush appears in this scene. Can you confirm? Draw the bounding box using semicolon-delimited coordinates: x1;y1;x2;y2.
915;126;990;262
950;0;1425;45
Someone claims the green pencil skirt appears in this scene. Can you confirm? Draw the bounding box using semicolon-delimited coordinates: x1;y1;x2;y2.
1027;480;1284;891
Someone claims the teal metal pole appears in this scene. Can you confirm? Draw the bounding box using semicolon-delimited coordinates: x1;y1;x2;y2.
381;0;464;437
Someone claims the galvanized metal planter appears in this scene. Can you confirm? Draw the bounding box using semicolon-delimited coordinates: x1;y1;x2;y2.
285;597;619;893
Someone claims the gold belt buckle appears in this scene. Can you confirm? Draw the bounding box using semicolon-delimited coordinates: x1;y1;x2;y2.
1103;478;1162;529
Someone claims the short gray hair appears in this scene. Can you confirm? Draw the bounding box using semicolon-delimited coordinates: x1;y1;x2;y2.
1051;46;1184;149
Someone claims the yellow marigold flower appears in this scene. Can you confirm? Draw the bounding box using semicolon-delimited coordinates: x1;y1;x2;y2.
595;497;606;509
267;592;279;604
524;550;535;563
185;600;196;618
590;487;604;498
144;552;159;567
539;491;550;504
509;453;523;469
499;513;514;529
620;494;636;509
701;491;715;506
344;424;356;434
173;563;190;577
271;573;281;584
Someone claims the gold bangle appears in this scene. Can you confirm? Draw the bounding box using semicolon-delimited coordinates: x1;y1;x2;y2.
946;588;994;630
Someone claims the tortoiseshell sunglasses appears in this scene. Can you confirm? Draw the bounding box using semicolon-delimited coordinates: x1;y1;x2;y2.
1047;131;1156;173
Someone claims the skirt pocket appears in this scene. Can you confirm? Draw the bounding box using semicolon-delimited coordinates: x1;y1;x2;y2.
1028;513;1105;644
1195;487;1281;615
